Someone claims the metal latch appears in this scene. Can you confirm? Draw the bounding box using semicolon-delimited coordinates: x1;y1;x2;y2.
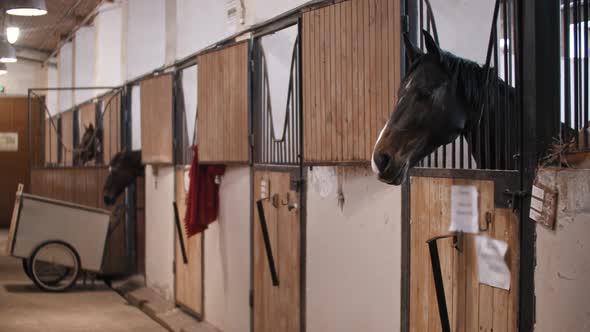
503;189;528;211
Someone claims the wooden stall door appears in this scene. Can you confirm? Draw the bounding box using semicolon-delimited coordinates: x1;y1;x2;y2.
174;167;203;316
141;74;174;165
302;0;400;163
0;97;43;227
253;170;300;332
198;42;249;163
409;177;520;332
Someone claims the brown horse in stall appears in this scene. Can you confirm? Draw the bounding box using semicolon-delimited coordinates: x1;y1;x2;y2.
73;124;103;166
103;150;144;205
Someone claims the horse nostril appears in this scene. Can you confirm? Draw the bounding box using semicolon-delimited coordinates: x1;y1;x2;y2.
374;153;392;172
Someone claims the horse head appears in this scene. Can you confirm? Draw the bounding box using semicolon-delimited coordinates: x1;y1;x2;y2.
74;124;102;166
372;30;487;185
103;149;144;205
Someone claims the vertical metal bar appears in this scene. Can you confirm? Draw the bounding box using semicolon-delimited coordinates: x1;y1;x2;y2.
27;90;32;188
503;0;511;169
574;0;580;148
427;239;451;332
585;0;589;149
564;0;572;141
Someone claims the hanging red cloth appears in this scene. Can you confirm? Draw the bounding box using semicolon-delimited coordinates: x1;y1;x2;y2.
184;145;225;237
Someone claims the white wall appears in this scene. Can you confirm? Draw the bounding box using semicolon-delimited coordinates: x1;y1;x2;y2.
180;65;197;143
175;0;231;60
204;166;251;331
535;169;590;332
145;165;175;301
260;25;297;139
0;60;47;96
95;1;124;87
247;0;309;25
306;167;401;332
131;85;141;150
46;65;58;115
74;27;96;104
58;42;74;112
126;0;166;80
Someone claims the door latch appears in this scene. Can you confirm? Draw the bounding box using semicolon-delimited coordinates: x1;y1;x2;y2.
503;189;528;212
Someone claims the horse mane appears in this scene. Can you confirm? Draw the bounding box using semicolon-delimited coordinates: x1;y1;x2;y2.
439;50;492;114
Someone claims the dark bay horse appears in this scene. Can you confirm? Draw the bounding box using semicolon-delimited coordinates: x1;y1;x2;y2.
103;150;144;205
73;124;102;166
372;31;517;185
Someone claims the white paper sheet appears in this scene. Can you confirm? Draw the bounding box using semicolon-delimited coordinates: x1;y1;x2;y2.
476;235;511;290
449;185;479;233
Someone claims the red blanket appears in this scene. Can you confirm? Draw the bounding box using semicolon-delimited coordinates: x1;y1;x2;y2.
184;146;225;237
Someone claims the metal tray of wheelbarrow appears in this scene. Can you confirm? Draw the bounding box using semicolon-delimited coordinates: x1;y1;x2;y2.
7;185;111;273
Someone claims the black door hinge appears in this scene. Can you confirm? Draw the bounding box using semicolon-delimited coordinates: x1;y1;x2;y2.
249;290;254;307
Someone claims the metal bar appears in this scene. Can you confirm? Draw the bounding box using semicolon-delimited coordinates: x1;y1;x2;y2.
427;238;451;332
585;0;589;149
564;0;572;140
173;202;189;264
503;0;511;169
256;200;279;287
574;0;580;147
27;90;32;189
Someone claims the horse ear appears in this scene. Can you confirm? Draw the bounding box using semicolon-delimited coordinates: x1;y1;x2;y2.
422;30;441;60
403;33;422;64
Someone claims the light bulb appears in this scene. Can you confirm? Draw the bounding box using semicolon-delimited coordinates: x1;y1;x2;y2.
7;27;20;44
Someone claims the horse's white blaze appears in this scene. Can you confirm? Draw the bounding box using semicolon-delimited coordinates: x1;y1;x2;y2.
372;121;389;174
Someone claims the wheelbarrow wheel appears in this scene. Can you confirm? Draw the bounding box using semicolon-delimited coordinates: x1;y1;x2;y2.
21;258;33;281
29;240;81;292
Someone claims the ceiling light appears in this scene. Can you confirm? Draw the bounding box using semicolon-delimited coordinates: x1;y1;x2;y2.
0;63;7;75
5;0;48;16
6;27;20;44
0;41;17;63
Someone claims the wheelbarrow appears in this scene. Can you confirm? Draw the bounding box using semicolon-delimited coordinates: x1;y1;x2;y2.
6;184;112;292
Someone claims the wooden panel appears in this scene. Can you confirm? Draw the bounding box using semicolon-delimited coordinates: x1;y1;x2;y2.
409;177;519;332
45;116;59;165
253;171;300;332
140;75;174;164
60;110;74;166
174;168;203;315
197;42;249;163
302;0;401;163
79;103;96;130
0;97;43;227
102;93;121;164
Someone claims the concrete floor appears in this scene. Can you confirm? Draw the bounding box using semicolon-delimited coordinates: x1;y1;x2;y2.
0;232;166;332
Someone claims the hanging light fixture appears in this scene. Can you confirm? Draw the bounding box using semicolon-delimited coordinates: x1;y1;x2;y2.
5;0;48;16
0;63;7;75
0;41;17;63
6;27;20;44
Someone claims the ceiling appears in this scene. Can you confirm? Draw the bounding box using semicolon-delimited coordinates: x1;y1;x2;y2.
0;0;103;54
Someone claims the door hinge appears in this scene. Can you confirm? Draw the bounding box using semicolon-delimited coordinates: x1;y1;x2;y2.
249;290;254;307
503;189;529;213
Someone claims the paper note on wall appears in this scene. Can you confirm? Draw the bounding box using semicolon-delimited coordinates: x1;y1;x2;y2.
449;185;479;233
476;235;511;290
0;132;18;151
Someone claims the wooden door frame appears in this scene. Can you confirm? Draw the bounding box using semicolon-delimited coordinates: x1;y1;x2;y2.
250;164;306;332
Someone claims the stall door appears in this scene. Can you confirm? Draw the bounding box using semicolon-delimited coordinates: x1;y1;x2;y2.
253;170;301;332
409;176;520;332
174;167;203;316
